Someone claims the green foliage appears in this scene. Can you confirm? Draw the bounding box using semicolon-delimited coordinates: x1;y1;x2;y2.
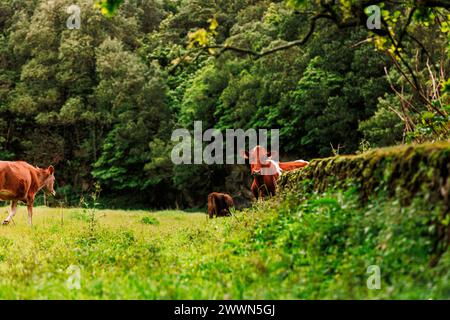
247;189;449;299
407;110;450;143
95;0;125;17
280;141;450;208
80;183;102;237
0;141;448;298
140;215;160;225
0;0;448;300
0;0;448;208
359;94;405;147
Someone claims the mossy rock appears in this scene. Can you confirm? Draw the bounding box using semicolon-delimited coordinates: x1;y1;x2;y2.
278;141;450;266
279;142;450;205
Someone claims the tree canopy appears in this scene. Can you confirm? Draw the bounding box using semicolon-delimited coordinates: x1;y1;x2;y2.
0;0;448;208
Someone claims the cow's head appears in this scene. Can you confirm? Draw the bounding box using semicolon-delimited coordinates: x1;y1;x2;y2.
42;165;56;196
240;146;279;176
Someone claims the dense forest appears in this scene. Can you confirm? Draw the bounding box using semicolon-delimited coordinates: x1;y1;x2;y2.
0;0;448;208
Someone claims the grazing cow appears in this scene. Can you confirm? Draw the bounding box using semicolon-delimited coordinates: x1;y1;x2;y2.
0;161;56;226
207;192;234;219
240;146;309;199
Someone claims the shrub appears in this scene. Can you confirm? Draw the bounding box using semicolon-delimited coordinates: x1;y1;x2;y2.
140;216;160;225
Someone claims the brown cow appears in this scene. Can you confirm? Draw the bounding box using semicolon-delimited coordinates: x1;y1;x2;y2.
207;192;234;219
0;161;56;226
241;145;308;199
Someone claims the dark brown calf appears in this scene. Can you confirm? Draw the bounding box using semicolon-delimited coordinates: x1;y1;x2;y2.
207;192;234;218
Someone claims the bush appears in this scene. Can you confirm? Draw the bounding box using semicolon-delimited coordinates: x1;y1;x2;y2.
140;216;160;225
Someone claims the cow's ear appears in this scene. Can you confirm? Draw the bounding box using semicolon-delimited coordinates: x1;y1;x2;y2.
239;150;249;160
48;165;54;175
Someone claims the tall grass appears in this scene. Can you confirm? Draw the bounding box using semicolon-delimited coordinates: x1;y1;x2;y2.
0;188;448;299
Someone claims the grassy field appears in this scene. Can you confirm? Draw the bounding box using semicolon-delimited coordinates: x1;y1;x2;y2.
0;205;215;299
0;194;448;299
0;204;279;299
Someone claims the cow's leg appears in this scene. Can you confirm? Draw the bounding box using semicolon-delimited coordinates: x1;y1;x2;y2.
25;193;36;226
207;195;214;219
259;188;264;199
27;203;34;226
251;180;259;199
2;201;18;225
212;196;220;218
257;184;267;199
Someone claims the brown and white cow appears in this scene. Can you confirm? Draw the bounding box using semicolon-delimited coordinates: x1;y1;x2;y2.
207;192;234;219
0;161;56;226
240;146;308;199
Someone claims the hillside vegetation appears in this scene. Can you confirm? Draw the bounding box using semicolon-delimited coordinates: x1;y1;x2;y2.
1;1;448;208
1;143;448;299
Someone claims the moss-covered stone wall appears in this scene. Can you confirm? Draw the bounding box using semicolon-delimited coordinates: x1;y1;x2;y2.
278;142;450;266
279;142;450;205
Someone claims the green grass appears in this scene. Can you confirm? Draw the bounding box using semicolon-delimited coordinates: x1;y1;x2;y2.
0;206;212;299
140;216;160;225
0;194;448;299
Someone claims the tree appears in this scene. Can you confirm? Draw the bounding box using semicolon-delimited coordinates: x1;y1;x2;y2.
92;38;171;203
1;0;447;208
